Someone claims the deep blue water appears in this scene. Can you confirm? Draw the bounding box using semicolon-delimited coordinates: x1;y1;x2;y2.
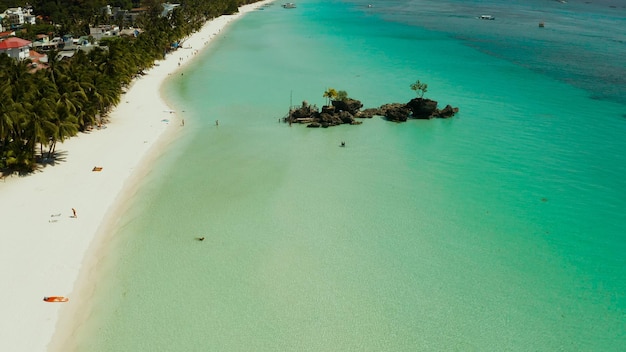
349;0;626;105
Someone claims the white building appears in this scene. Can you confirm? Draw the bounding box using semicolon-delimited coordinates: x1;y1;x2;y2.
89;24;120;41
2;7;36;27
0;37;32;60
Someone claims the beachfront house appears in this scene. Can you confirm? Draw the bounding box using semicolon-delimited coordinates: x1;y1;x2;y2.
34;33;49;43
103;6;146;25
101;5;141;24
119;28;142;38
31;34;62;51
53;34;103;59
89;25;120;41
1;7;36;28
0;37;32;60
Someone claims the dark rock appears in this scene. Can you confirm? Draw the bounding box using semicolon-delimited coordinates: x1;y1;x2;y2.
435;104;459;118
356;108;380;119
332;98;363;115
379;103;411;122
338;111;356;124
321;105;335;114
319;112;342;126
291;101;319;120
406;98;438;119
285;94;457;127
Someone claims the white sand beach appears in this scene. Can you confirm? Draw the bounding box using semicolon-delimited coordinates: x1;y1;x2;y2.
0;1;273;350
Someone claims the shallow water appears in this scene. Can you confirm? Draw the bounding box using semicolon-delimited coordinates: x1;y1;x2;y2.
73;0;626;350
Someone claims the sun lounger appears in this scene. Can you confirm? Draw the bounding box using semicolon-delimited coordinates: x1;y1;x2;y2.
43;296;69;302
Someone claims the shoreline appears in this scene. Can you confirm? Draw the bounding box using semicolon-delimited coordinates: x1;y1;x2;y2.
0;1;273;351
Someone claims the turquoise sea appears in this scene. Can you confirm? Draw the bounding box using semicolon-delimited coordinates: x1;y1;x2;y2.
72;0;626;350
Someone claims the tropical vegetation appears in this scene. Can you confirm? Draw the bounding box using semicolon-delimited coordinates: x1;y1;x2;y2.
336;90;348;101
322;88;337;106
410;79;428;98
1;0;258;172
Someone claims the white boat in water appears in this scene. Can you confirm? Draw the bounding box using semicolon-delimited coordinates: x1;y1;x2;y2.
478;15;495;20
282;2;296;8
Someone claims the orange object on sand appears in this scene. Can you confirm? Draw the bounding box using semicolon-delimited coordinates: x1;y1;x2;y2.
43;296;69;302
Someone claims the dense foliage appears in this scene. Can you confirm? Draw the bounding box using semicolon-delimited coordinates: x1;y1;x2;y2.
0;0;28;13
1;0;257;172
410;80;428;98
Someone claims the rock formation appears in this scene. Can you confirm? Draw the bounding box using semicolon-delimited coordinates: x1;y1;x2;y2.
284;96;458;127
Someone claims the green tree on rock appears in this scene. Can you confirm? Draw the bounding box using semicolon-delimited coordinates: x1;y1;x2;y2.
410;80;428;98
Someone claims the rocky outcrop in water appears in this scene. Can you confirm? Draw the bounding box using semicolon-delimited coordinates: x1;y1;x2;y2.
286;99;364;128
285;97;458;127
332;98;363;115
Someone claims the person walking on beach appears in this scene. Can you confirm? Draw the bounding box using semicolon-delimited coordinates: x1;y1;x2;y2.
72;208;77;218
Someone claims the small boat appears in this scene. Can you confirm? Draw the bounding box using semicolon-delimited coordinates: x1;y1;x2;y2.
538;21;545;27
43;296;69;302
282;2;296;8
478;15;495;20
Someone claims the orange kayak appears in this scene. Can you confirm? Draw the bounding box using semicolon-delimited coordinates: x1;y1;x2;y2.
43;296;69;302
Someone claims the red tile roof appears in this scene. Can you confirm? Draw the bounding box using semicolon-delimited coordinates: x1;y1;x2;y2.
29;49;45;60
0;30;16;38
0;37;32;49
28;50;48;71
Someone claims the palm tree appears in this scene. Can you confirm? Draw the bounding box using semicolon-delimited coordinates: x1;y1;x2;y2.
0;100;19;161
66;72;96;128
49;102;78;158
0;102;14;141
28;71;60;158
3;56;33;102
0;57;39;169
22;99;57;160
45;50;67;87
323;88;338;106
92;74;121;117
0;67;19;150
